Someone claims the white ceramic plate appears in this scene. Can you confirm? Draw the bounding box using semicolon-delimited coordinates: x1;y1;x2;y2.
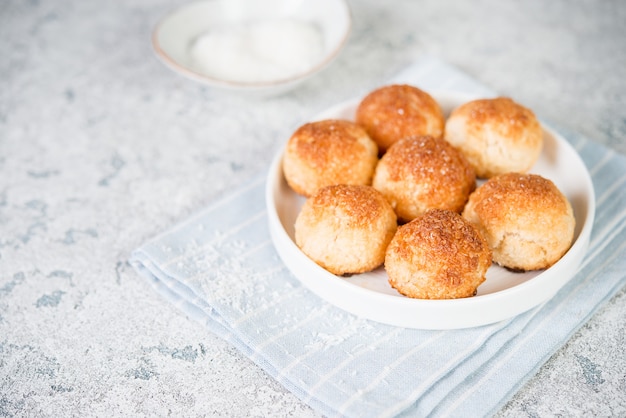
152;0;351;95
266;91;595;329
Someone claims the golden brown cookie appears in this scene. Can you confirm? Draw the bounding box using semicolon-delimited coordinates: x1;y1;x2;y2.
372;135;476;223
462;173;575;270
444;97;543;178
355;84;444;153
385;209;492;299
282;119;378;197
295;184;397;275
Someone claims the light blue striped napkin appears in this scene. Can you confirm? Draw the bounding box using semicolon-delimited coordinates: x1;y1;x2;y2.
130;57;626;417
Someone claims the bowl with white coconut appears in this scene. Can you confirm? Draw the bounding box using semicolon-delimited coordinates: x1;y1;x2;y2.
152;0;351;95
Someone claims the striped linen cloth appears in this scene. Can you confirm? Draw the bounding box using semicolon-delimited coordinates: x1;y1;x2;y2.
130;56;626;417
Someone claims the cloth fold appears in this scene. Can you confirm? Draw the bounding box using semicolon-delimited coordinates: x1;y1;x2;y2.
130;56;626;417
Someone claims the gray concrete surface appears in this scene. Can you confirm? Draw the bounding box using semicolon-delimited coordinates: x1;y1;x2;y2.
1;0;625;416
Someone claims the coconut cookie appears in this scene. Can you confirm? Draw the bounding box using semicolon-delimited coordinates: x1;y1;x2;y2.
385;209;492;299
462;172;575;271
283;119;378;197
295;184;397;275
356;84;444;153
445;97;543;178
372;135;476;222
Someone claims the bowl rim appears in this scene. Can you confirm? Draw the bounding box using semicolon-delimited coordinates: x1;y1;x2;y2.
151;0;352;90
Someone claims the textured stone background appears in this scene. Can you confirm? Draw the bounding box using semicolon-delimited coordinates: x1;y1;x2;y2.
1;0;625;416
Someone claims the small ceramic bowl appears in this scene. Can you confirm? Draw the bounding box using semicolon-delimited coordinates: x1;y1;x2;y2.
152;0;351;95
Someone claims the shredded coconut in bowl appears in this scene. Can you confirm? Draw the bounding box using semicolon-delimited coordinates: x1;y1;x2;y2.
190;19;325;84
